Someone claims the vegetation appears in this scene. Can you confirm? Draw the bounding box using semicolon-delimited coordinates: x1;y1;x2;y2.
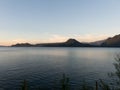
21;80;28;90
20;78;112;90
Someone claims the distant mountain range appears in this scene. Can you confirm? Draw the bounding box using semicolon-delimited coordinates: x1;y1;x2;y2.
0;45;6;47
12;39;93;47
10;34;120;47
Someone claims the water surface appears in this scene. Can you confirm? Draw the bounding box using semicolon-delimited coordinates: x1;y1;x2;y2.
0;47;119;89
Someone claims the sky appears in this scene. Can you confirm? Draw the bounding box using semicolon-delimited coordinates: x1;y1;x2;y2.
0;0;120;46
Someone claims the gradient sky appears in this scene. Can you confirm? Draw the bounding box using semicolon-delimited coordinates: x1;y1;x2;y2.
0;0;120;45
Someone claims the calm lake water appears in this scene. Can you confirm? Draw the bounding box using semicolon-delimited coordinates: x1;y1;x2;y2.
0;47;119;89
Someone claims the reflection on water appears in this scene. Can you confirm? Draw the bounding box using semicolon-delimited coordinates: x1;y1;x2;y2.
0;47;119;89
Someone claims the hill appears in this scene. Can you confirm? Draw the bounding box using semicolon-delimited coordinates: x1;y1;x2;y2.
12;39;93;47
12;43;33;47
101;34;120;47
11;34;120;47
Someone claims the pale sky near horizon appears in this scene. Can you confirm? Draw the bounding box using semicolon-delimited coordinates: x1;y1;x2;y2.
0;0;120;46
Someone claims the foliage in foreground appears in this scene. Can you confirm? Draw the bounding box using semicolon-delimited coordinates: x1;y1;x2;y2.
20;76;112;90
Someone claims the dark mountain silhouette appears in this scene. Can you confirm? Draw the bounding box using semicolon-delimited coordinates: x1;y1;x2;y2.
64;39;92;47
101;34;120;47
12;43;33;47
12;39;93;47
10;34;120;47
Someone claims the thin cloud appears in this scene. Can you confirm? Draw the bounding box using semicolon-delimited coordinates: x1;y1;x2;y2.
43;34;112;43
76;34;111;42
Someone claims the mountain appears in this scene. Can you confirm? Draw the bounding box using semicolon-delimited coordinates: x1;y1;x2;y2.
64;39;92;47
101;34;120;47
90;39;106;46
11;34;120;47
12;39;93;47
35;39;93;47
12;43;33;47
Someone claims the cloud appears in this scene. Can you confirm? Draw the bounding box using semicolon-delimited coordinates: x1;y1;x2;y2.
75;34;110;42
48;35;69;43
43;34;111;43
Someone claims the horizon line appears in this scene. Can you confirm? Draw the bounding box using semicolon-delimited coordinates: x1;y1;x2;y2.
0;37;107;46
0;33;118;46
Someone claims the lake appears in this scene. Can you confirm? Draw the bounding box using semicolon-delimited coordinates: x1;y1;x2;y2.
0;47;119;90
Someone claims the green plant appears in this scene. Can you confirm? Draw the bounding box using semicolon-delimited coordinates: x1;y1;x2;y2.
60;74;70;90
99;79;111;90
21;80;28;90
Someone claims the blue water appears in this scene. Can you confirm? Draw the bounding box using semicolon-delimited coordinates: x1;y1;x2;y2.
0;47;119;89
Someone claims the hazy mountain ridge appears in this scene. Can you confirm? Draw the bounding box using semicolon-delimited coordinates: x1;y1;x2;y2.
11;43;33;47
10;34;120;47
0;45;8;47
12;39;93;47
89;39;106;46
